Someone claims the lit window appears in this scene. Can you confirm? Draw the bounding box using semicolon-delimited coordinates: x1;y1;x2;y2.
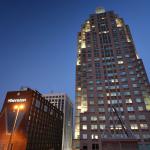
100;124;105;130
91;134;98;139
91;116;97;121
106;93;110;96
140;124;148;129
131;124;138;130
77;87;81;91
118;61;124;64
82;125;87;130
115;18;123;27
126;99;132;104
115;124;122;130
91;125;98;130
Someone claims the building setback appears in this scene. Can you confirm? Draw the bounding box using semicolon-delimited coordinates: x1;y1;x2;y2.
0;88;63;150
74;8;150;150
43;93;73;150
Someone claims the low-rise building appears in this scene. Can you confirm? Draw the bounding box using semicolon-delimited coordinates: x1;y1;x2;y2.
0;87;63;150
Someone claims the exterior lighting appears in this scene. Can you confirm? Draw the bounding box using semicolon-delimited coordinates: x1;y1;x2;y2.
7;104;25;150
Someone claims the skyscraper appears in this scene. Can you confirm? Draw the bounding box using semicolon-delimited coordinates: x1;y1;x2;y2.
74;8;150;150
43;93;73;150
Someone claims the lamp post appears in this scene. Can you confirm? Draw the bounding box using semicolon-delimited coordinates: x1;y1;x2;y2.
7;104;24;150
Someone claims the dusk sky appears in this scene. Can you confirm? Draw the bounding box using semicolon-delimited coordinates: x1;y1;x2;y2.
0;0;150;109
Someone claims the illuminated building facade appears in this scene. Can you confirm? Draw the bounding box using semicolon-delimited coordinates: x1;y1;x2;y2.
43;93;73;150
74;8;150;150
0;88;63;150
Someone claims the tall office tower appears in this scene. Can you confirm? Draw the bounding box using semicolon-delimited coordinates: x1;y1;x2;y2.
43;93;73;150
74;8;150;150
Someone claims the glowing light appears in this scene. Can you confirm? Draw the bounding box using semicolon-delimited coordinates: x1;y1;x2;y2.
116;18;123;27
13;104;25;110
14;105;18;110
77;87;81;91
19;104;25;110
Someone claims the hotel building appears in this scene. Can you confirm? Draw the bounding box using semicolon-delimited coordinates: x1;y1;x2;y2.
0;88;63;150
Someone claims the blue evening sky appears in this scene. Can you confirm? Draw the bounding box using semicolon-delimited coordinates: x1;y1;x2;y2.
0;0;150;108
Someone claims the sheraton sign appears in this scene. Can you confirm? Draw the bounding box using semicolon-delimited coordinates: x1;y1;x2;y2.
8;98;26;103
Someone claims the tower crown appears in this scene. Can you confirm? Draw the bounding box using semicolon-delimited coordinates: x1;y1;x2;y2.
96;7;105;14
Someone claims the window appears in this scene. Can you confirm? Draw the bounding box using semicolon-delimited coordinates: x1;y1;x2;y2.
143;134;150;139
118;61;124;64
127;106;134;112
92;144;99;150
99;116;105;121
89;87;94;90
82;125;87;130
120;78;127;82
98;108;105;112
97;87;102;90
89;101;94;105
138;106;144;111
126;99;132;103
91;125;98;130
98;100;104;105
44;105;48;112
115;124;122;130
82;134;87;139
119;72;126;76
100;124;105;130
135;98;142;103
82;116;87;121
132;84;138;88
91;116;97;121
90;108;95;112
122;84;128;88
138;115;145;120
91;134;98;139
134;91;139;95
129;115;136;120
131;124;138;130
140;124;148;129
130;77;136;81
124;92;131;96
35;100;40;108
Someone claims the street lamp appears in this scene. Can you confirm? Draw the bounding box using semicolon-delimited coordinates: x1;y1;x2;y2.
7;104;25;150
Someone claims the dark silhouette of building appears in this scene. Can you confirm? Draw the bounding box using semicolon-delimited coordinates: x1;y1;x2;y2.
74;7;150;150
0;87;63;150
